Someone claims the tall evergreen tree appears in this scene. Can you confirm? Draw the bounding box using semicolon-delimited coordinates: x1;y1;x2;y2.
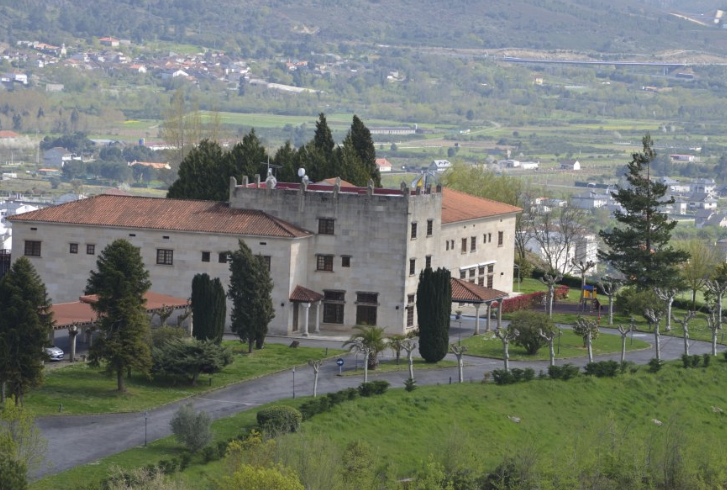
273;141;298;182
349;115;381;187
313;112;335;158
336;134;370;186
0;257;54;406
599;135;689;289
228;240;275;353
191;273;226;343
416;267;451;363
85;239;153;392
227;129;269;181
167;139;227;201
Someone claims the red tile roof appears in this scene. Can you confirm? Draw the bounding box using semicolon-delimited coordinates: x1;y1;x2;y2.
289;285;324;302
450;278;508;303
8;195;311;238
441;188;521;223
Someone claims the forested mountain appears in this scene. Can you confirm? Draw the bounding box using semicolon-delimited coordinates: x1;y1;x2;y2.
1;0;727;56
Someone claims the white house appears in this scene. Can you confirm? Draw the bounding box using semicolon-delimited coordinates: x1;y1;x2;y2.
42;147;80;168
429;159;452;173
375;158;392;173
560;159;581;171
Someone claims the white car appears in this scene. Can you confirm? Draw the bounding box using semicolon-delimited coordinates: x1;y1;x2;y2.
45;346;64;362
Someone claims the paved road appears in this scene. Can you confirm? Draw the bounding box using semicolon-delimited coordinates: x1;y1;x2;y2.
35;318;723;479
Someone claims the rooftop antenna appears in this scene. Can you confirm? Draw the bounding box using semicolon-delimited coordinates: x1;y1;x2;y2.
259;155;281;177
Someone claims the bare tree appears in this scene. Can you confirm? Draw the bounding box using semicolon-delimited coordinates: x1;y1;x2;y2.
599;277;623;326
176;305;193;336
705;276;727;333
494;326;519;371
616;321;632;363
308;360;324;398
707;307;720;356
654;287;681;332
450;344;468;383
349;341;372;383
672;310;697;356
572;258;596;309
540;272;563;319
155;305;174;328
574;317;598;363
527;204;589;276
402;340;417;381
538;328;560;366
643;308;664;361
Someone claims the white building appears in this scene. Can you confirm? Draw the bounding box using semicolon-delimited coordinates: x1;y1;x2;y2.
429;160;452;173
9;177;520;336
523;231;598;275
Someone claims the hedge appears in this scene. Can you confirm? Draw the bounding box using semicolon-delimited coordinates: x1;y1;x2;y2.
256;406;302;435
497;286;569;314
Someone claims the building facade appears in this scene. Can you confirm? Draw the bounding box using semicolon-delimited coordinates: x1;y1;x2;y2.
9;176;520;336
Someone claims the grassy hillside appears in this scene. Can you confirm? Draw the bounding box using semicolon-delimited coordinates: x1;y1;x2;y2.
4;0;727;55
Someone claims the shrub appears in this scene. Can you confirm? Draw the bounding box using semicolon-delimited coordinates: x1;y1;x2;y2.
201;445;217;463
511;368;525;382
682;354;691;369
616;288;663;318
358;380;390;397
647;358;663;373
404;377;417;392
584;360;619;377
703;354;711;367
492;369;516;385
510;311;556;355
179;453;191;471
256;406;302;435
299;399;322;420
326;390;347;405
620;361;635;374
169;403;213;453
523;368;536;381
548;363;580;380
342;387;359;400
691;354;701;368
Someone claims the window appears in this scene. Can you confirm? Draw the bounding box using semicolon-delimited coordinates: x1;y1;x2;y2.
317;254;334;272
260;255;271;271
487;275;494;288
469;268;476;278
409;258;416;276
356;292;379;326
460;270;466;279
69;243;78;254
411;222;417;240
446;241;450;251
427;219;433;237
498;231;504;247
488;233;492;243
218;252;228;263
478;266;485;276
484;234;487;244
24;240;41;257
318;218;335;235
323;290;345;324
425;255;432;269
201;251;210;262
488;264;494;274
342;256;351;268
478;277;485;286
471;236;477;252
86;244;95;255
406;294;415;327
461;238;467;254
156;249;173;265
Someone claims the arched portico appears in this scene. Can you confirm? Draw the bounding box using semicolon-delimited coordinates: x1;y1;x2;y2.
450;277;509;335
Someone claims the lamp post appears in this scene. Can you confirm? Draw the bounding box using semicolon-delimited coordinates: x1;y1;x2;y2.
457;319;462;345
292;367;296;399
143;411;148;447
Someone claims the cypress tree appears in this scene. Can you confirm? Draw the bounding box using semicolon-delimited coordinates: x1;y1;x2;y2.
227;128;269;181
191;274;226;343
349;115;381;187
599;135;689;289
313;112;335;158
416;267;451;363
167;139;227;201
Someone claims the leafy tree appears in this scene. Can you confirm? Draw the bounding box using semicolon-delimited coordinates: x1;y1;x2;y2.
0;452;27;490
416;267;451;363
217;464;304;490
510;311;556;355
152;338;233;385
675;239;720;308
167;139;227;201
191;274;226;343
599;135;689;289
0;405;47;477
349;115;381;187
272;141;298;182
343;325;387;370
0;258;54;406
228;240;275;353
169;403;212;454
85;239;153;392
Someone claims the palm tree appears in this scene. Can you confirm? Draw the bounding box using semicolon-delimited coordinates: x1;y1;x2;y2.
387;334;406;365
343;325;387;370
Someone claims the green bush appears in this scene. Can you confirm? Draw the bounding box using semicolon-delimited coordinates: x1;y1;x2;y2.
358;380;390;396
584;360;620;377
404;377;417;391
510;311;556;355
548;363;580;380
492;369;516;385
299;399;322;420
620;361;636;374
691;354;701;368
256;406;302;435
616;288;664;318
201;445;218;463
703;354;712;367
169;403;213;453
682;354;691;369
523;367;536;381
647;358;663;373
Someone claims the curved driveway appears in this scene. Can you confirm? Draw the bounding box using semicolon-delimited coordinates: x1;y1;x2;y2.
35;319;723;479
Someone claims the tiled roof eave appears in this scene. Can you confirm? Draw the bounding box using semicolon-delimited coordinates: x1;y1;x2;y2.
442;210;520;225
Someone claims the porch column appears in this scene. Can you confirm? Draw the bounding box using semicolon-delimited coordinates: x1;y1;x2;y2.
497;300;503;329
474;304;482;335
315;301;321;333
302;302;311;337
485;303;491;332
68;324;79;362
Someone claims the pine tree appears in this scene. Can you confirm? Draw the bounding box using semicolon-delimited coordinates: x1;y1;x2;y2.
599;135;689;289
228;240;275;353
0;257;54;406
349;115;381;187
313;113;335;158
227;129;269;181
416;267;451;363
85;239;153;392
167;139;227;201
191;273;226;343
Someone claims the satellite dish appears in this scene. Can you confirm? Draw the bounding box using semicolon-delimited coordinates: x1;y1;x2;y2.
297;168;306;178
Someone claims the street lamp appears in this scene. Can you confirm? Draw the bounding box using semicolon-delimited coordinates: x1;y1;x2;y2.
292;367;296;399
457;319;462;345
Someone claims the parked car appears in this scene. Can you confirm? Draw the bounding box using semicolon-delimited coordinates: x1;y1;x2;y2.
44;346;64;362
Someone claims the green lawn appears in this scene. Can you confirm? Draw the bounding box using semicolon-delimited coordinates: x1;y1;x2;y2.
33;357;727;489
20;343;343;416
459;329;650;361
